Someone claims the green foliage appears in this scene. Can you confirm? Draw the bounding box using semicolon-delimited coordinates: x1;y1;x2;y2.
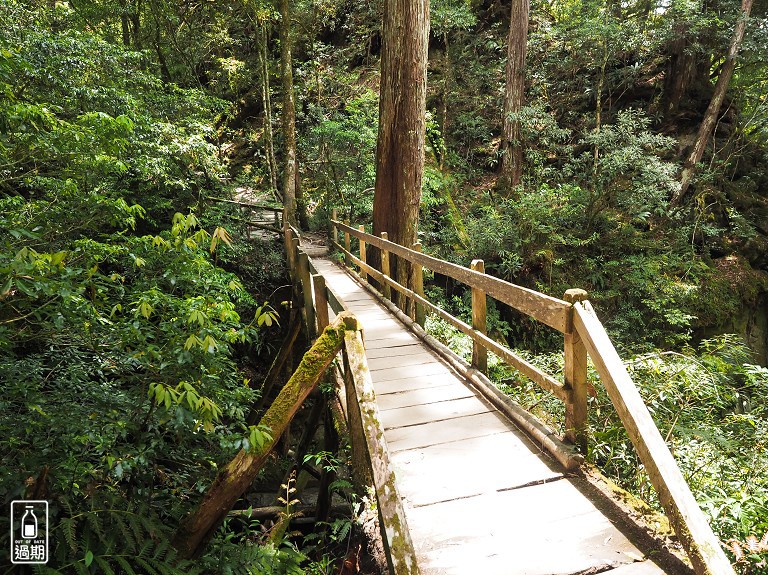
0;7;229;228
29;498;199;575
302;89;379;225
593;336;768;570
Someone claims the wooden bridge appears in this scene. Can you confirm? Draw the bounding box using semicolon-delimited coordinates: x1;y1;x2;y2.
274;209;735;575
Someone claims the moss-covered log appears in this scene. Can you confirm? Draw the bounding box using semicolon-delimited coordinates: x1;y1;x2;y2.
343;329;420;575
172;313;354;559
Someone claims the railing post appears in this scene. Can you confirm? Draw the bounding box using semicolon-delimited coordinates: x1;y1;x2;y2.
411;242;425;326
285;229;297;283
380;232;391;300
470;259;487;374
344;220;351;267
313;274;329;332
298;251;316;340
291;236;300;279
331;208;338;246
358;224;367;282
564;288;589;453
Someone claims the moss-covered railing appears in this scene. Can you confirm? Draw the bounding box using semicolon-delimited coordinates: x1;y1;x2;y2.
281;222;420;575
317;213;734;575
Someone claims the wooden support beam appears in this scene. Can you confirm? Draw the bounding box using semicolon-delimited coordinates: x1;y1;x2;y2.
248;310;302;422
471;259;488;374
298;250;316;340
290;236;300;298
412;242;425;327
380;232;391;300
574;301;735;575
284;227;295;282
331;208;338;246
313;274;330;332
563;289;589;453
358;224;367;282
344;220;351;267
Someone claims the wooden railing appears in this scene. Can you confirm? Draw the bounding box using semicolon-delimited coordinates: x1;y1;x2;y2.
320;213;734;575
283;222;419;575
208;197;283;235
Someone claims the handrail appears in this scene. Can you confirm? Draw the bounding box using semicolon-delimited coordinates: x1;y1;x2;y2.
326;213;735;575
206;197;283;237
283;224;420;575
333;219;571;332
329;214;589;452
207;196;284;212
573;302;733;575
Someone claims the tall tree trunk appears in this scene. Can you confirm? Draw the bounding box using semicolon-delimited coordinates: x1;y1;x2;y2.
121;12;131;46
130;0;141;49
372;0;430;305
259;22;279;201
280;0;298;227
500;0;529;192
440;32;451;172
662;26;700;120
593;34;608;174
673;0;754;206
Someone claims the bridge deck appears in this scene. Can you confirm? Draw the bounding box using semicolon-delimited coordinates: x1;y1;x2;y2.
313;257;668;575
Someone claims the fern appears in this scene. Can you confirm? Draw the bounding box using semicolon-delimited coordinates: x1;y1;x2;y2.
33;497;201;575
93;556;115;575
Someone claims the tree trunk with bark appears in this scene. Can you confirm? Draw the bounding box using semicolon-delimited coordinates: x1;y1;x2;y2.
258;22;279;200
673;0;754;206
372;0;430;304
280;0;298;227
500;0;529;192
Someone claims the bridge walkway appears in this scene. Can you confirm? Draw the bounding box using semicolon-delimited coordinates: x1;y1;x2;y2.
312;256;667;575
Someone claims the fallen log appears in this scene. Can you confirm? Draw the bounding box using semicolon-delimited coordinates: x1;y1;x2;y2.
172;313;354;559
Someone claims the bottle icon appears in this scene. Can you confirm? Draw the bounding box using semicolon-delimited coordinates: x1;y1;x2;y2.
21;506;37;539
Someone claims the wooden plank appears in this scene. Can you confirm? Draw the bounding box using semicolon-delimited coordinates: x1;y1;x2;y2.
364;331;421;347
373;372;466;395
367;351;440;371
574;301;734;575
344;220;351;267
385;412;513;452
412;242;425;326
380;396;495;430
313;274;330;332
368;361;452;383
358;224;367;282
298;250;316;339
365;343;424;359
380;232;392;300
365;333;421;349
333;219;570;332
391;432;562;507
376;382;475;411
407;480;652;575
348;309;395;323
